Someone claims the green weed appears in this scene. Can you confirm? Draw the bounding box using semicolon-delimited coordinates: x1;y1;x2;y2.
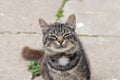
55;0;69;21
28;61;40;80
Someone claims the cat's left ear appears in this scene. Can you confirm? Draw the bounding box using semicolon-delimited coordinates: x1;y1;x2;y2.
66;14;76;30
39;19;49;33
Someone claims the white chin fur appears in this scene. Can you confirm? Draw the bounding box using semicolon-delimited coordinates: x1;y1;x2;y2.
58;57;69;66
53;48;70;52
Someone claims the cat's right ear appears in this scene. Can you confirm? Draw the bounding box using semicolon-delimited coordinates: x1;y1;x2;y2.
39;19;49;33
66;14;76;30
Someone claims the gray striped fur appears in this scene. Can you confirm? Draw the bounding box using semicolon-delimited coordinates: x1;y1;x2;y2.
39;14;90;80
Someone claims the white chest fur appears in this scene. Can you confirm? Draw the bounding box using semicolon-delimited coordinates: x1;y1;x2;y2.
58;57;70;66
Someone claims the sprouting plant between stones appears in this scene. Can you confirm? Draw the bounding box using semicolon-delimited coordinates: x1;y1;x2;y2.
55;0;69;22
28;61;40;80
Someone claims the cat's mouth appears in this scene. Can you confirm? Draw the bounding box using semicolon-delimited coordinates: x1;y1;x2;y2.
56;45;66;48
45;42;76;53
50;45;75;53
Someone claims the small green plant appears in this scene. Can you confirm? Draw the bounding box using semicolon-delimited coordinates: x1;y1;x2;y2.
28;61;40;80
55;0;69;21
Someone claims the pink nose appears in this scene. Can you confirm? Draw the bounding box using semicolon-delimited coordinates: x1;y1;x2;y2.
58;40;63;44
57;36;64;44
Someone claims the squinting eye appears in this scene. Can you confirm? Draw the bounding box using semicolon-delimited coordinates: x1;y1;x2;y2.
48;38;55;41
66;35;73;39
47;35;57;41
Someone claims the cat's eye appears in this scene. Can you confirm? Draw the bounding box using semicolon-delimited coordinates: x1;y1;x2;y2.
64;34;73;40
66;35;73;39
50;35;57;38
48;38;55;41
47;35;57;41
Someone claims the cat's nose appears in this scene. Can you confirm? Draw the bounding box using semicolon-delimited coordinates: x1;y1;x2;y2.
58;40;63;44
58;36;64;45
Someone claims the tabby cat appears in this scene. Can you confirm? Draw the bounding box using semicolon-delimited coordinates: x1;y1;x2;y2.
22;14;90;80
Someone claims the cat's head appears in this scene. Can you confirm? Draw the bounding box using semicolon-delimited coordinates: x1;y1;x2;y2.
39;14;79;54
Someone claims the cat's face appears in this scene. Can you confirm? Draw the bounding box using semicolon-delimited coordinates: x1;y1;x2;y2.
39;14;78;53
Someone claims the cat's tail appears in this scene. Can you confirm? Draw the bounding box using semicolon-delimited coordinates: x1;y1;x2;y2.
21;46;44;61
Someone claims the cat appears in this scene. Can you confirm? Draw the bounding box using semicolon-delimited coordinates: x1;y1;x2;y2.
22;14;90;80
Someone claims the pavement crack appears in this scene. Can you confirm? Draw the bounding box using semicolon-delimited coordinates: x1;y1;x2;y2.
0;32;37;34
78;34;120;38
0;32;120;38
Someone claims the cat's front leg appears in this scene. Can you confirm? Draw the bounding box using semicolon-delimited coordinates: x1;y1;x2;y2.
41;60;54;80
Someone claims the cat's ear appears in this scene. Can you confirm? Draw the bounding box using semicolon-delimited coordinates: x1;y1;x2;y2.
66;14;76;30
39;19;48;27
39;19;49;33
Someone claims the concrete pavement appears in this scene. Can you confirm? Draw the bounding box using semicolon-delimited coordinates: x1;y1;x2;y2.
0;0;120;80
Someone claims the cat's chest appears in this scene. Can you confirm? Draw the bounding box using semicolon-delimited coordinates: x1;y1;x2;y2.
48;61;83;80
46;53;83;80
58;56;70;66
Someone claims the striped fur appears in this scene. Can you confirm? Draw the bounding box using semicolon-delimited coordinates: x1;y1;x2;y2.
39;14;90;80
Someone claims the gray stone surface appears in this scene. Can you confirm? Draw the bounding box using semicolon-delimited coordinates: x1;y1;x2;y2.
0;0;60;33
63;0;120;36
0;0;120;80
0;34;120;80
0;34;42;80
80;36;120;80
